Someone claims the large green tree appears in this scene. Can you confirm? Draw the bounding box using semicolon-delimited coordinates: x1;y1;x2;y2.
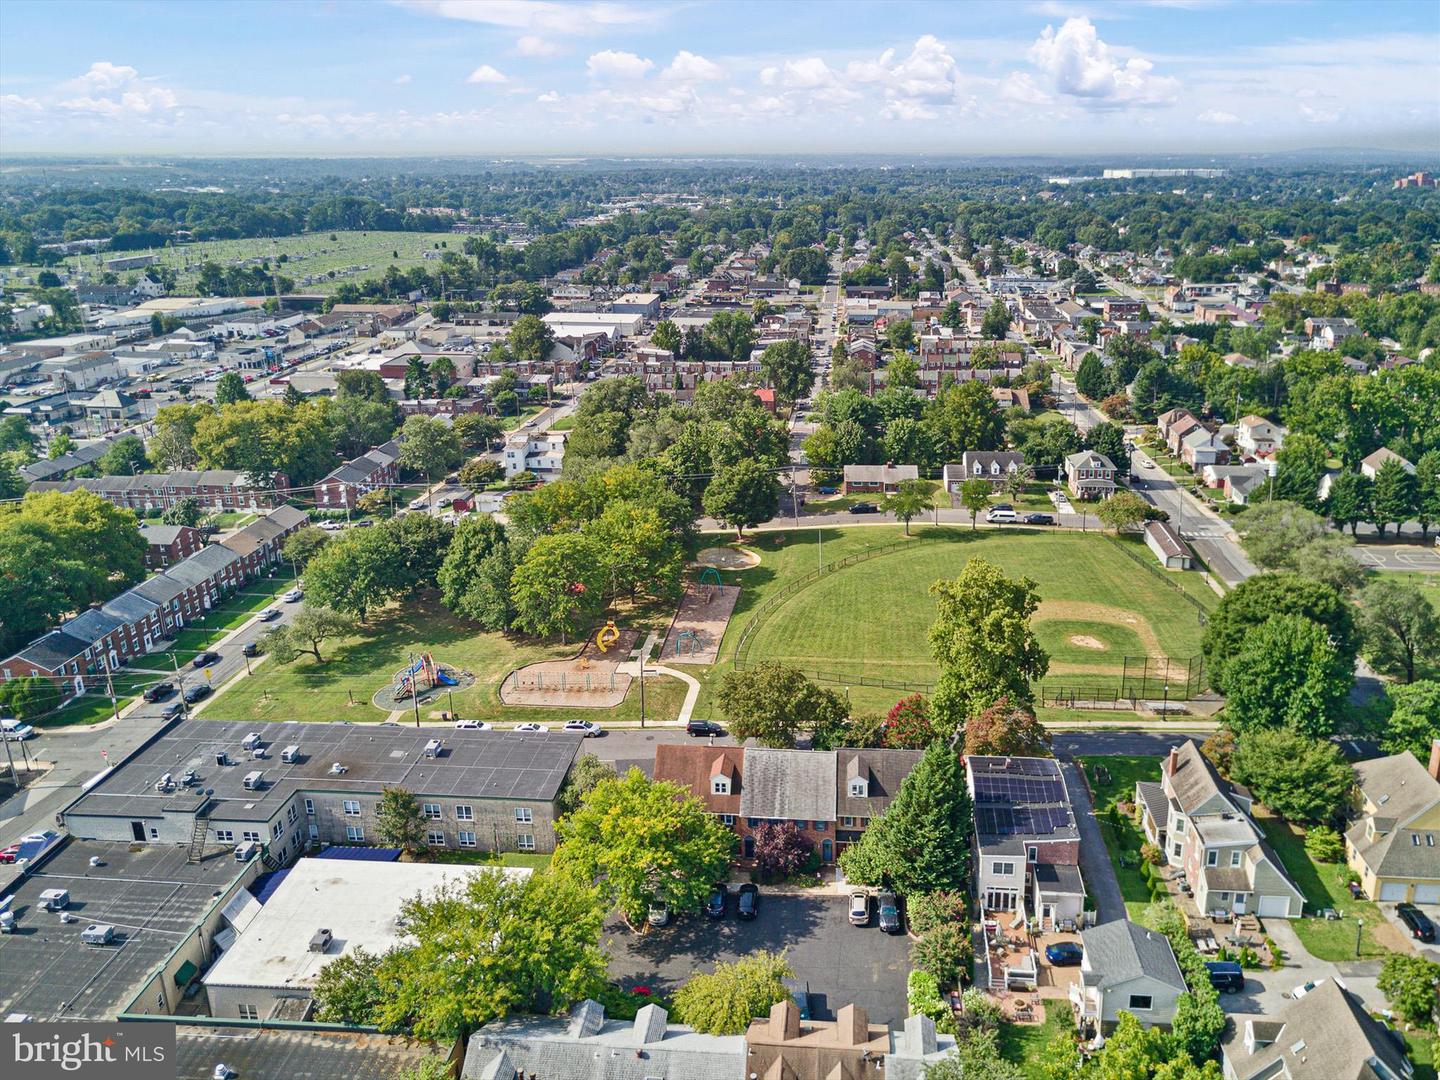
302;525;404;620
398;415;463;492
1323;470;1372;535
1202;573;1358;690
373;786;428;855
924;381;1005;459
702;459;780;539
1359;577;1440;683
213;371;251;406
553;768;735;926
1370;456;1417;537
1382;680;1440;760
758;338;814;405
882;478;932;535
1229;728;1352;822
1221;614;1352;738
261;605;350;664
929;557;1049;725
1237;501;1329;570
716;662;848;749
1273;432;1330;509
838;741;973;896
508;532;606;642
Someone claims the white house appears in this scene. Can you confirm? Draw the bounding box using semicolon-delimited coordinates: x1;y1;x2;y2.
1070;920;1187;1037
1234;416;1287;458
502;430;567;477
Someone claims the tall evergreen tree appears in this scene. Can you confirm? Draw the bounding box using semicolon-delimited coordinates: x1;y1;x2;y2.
1370;457;1417;537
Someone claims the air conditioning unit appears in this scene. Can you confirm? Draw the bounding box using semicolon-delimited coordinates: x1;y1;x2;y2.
308;928;333;953
242;770;264;790
328;762;347;775
281;745;301;764
423;739;442;758
241;732;262;751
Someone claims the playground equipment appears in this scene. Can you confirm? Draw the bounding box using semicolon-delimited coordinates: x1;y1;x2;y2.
595;620;620;654
393;653;457;700
674;629;701;656
699;567;722;587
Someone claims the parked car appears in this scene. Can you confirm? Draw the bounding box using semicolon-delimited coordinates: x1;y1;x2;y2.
848;891;870;926
241;642;259;658
1287;980;1320;1000
282;588;304;603
1396;903;1437;943
848;502;879;514
737;883;760;920
1045;942;1084;966
1137;455;1155;470
562;720;603;737
1023;513;1055;525
1205;961;1246;993
647;902;670;928
705;884;728;919
686;720;725;737
141;682;175;703
816;486;838;495
986;506;1018;524
409;498;429;511
319;520;344;532
877;892;902;934
454;719;492;730
1;718;36;741
258;608;281;622
514;723;548;733
0;844;20;864
183;684;211;705
192;651;220;668
161;702;184;720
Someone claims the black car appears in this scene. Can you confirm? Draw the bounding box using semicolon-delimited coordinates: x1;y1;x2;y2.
241;642;259;657
737;883;759;920
183;684;211;705
848;502;879;514
1023;513;1055;525
877;891;902;934
1205;961;1246;993
1397;903;1437;943
142;681;175;703
705;883;729;919
687;720;725;738
192;650;220;668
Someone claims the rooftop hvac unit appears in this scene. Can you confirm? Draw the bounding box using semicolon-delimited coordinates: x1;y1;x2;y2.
155;773;175;792
328;762;347;775
215;751;231;767
241;732;262;750
242;770;264;790
308;928;333;953
281;745;301;763
423;739;442;758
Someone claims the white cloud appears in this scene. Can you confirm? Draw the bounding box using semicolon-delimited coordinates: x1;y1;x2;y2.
1300;103;1341;124
760;57;836;90
1000;71;1053;106
1027;17;1178;107
1195;108;1238;124
662;51;722;82
53;62;180;120
465;65;509;85
536;90;560;103
74;61;140;92
586;50;653;80
515;34;561;58
394;74;413;85
398;0;650;34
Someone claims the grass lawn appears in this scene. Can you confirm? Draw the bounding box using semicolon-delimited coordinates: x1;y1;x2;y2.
1407;1032;1438;1080
1253;810;1387;960
207;511;257;529
210;596;689;726
999;999;1073;1079
1079;756;1161;921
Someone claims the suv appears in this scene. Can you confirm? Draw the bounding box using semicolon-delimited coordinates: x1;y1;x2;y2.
141;682;174;703
1205;961;1246;994
1396;903;1437;943
877;892;902;934
848;891;870;926
848;502;879;514
686;720;725;738
737;883;760;920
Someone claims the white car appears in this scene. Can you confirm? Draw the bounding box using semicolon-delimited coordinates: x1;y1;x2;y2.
409;498;429;511
258;608;281;622
454;719;492;730
513;723;548;733
281;588;303;603
318;520;344;532
1137;456;1155;470
1;718;36;741
562;720;603;737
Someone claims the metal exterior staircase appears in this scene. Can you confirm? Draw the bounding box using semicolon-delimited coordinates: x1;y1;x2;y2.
185;816;209;864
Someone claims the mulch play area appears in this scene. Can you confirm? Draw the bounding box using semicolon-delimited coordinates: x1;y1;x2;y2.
660;583;740;665
498;628;641;709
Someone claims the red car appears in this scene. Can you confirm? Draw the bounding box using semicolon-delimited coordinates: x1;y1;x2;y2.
0;844;21;864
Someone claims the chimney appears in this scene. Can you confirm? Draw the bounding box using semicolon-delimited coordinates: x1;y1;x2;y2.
632;1003;667;1045
1427;739;1440;782
898;1014;937;1058
1167;745;1180;777
769;999;800;1041
836;1003;869;1048
566;999;605;1039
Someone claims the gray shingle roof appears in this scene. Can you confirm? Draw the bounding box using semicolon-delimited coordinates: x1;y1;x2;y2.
61;606;126;645
1080;919;1185;992
15;630;90;669
739;749;838;822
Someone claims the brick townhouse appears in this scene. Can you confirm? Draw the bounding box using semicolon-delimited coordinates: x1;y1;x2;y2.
29;470;287;511
314;439;402;509
137;523;205;569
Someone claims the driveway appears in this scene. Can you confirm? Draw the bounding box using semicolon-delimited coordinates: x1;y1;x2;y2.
605;892;911;1027
1379;901;1440;963
1225;918;1384;1015
1057;760;1124;925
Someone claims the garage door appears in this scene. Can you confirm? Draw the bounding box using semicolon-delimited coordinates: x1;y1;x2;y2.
1257;895;1292;918
1414;884;1440;905
1379;882;1408;902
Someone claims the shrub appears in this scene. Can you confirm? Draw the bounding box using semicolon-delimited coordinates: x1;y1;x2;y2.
1377;954;1440;1028
1303;824;1344;864
672;950;793;1035
906;970;957;1035
911;924;974;991
907;891;968;935
1140;842;1165;866
594;981;668;1020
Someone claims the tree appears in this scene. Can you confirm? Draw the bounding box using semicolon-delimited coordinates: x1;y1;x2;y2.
0;415;37;456
328;393;400;458
96;434;148;476
0;531;73;657
1382;680;1440;759
651;319;682;355
337;368;392;403
1359;577;1440;683
1202;573;1358;690
452;412;502;454
1303;824;1345;863
437;517;515;631
213;371;251;406
958;476;992;530
0;676;61;721
1230;728;1352;822
150;402;210;470
1172;988;1226;1065
1034;1027;1084;1080
585;499;683;603
373;786;428;855
398;415;462;492
312;946;387;1026
1096;490;1150;533
1370;456;1417;537
751;822;814;879
1324;470;1372;535
0;454;23;501
672;950;793;1035
374;869;608;1039
717;663;847;749
887;352;919;391
704;310;756;362
883;478;931;536
981;299;1010;340
508;313;556;364
926;380;1005;459
1289;534;1366;595
458;458;501;490
303;526;403;620
1075;352;1109;399
508;532;606;642
884;694;939;748
161;496;203;529
1085;422;1128;471
758;339;814;405
1222;614;1351;738
429;355;456;393
194;399;335;487
929;557;1049;724
403;356;431;399
1377;953;1440;1028
261;605;350;664
702;460;780;539
7;489;147;604
1273;432;1330;509
1236;501;1328;569
395;1056;452;1080
553;767;735;927
838;741;973;896
282;525;331;571
964;697;1052;757
1416;449;1440;540
556;753;618;819
910;923;973;991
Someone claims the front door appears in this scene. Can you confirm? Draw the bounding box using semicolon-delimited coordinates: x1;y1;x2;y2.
130;821;146;842
1042;904;1054;930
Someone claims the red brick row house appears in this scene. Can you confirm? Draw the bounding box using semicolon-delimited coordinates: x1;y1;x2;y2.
29;470;286;511
137;523;204;570
314;440;402;509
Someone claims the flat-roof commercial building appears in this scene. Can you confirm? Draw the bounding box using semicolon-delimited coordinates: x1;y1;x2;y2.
176;1027;445;1080
62;719;584;863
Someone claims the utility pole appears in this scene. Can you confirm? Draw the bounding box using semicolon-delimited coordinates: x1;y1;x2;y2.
100;653;120;724
170;651;187;718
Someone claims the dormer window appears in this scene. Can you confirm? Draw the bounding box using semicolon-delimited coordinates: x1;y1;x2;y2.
849;779;869;798
712;776;729;795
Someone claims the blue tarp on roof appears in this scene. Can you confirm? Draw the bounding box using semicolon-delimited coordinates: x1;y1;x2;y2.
313;847;402;862
250;868;291;905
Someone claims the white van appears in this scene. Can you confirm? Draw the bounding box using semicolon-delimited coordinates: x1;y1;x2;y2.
985;506;1018;524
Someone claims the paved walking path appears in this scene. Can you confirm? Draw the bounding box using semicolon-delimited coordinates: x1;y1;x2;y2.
1058;759;1125;925
614;661;700;725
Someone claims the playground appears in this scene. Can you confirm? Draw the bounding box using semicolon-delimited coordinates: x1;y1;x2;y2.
498;623;641;709
660;573;741;666
371;652;475;712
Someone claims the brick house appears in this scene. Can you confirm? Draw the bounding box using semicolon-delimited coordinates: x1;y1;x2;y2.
1064;451;1117;500
137;523;204;570
842;463;918;495
29;470;286;511
315;440;402;509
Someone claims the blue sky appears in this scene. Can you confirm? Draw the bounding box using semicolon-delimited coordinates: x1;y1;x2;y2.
1;0;1437;155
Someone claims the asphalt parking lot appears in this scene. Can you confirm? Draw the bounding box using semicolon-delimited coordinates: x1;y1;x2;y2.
605;892;911;1027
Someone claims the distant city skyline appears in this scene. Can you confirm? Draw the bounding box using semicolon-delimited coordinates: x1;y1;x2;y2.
1;0;1437;155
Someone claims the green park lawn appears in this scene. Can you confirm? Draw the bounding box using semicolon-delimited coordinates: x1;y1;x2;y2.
707;526;1213;713
1253;811;1387;961
1079;756;1161;921
207;597;688;727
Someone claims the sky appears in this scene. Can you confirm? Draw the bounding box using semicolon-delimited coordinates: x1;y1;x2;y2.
1;0;1437;156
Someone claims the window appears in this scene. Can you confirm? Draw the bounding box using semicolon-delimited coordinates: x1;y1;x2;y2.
1172;843;1183;858
458;830;476;847
456;804;473;822
517;834;535;851
993;861;1015;876
1128;995;1153;1011
287;804;298;824
345;825;364;842
422;803;441;820
747;818;759;827
216;830;234;843
848;780;868;798
813;821;827;832
721;814;735;826
1206;849;1218;867
514;807;533;824
712;777;730;795
1231;850;1242;867
1218;892;1230;902
342;800;361;816
242;831;262;843
427;830;445;847
237;1004;258;1021
842;816;856;828
1027;846;1038;863
308;824;318;840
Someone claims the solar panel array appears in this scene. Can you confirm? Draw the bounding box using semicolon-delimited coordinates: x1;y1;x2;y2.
972;772;1067;807
969;757;1074;839
975;804;1074;838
